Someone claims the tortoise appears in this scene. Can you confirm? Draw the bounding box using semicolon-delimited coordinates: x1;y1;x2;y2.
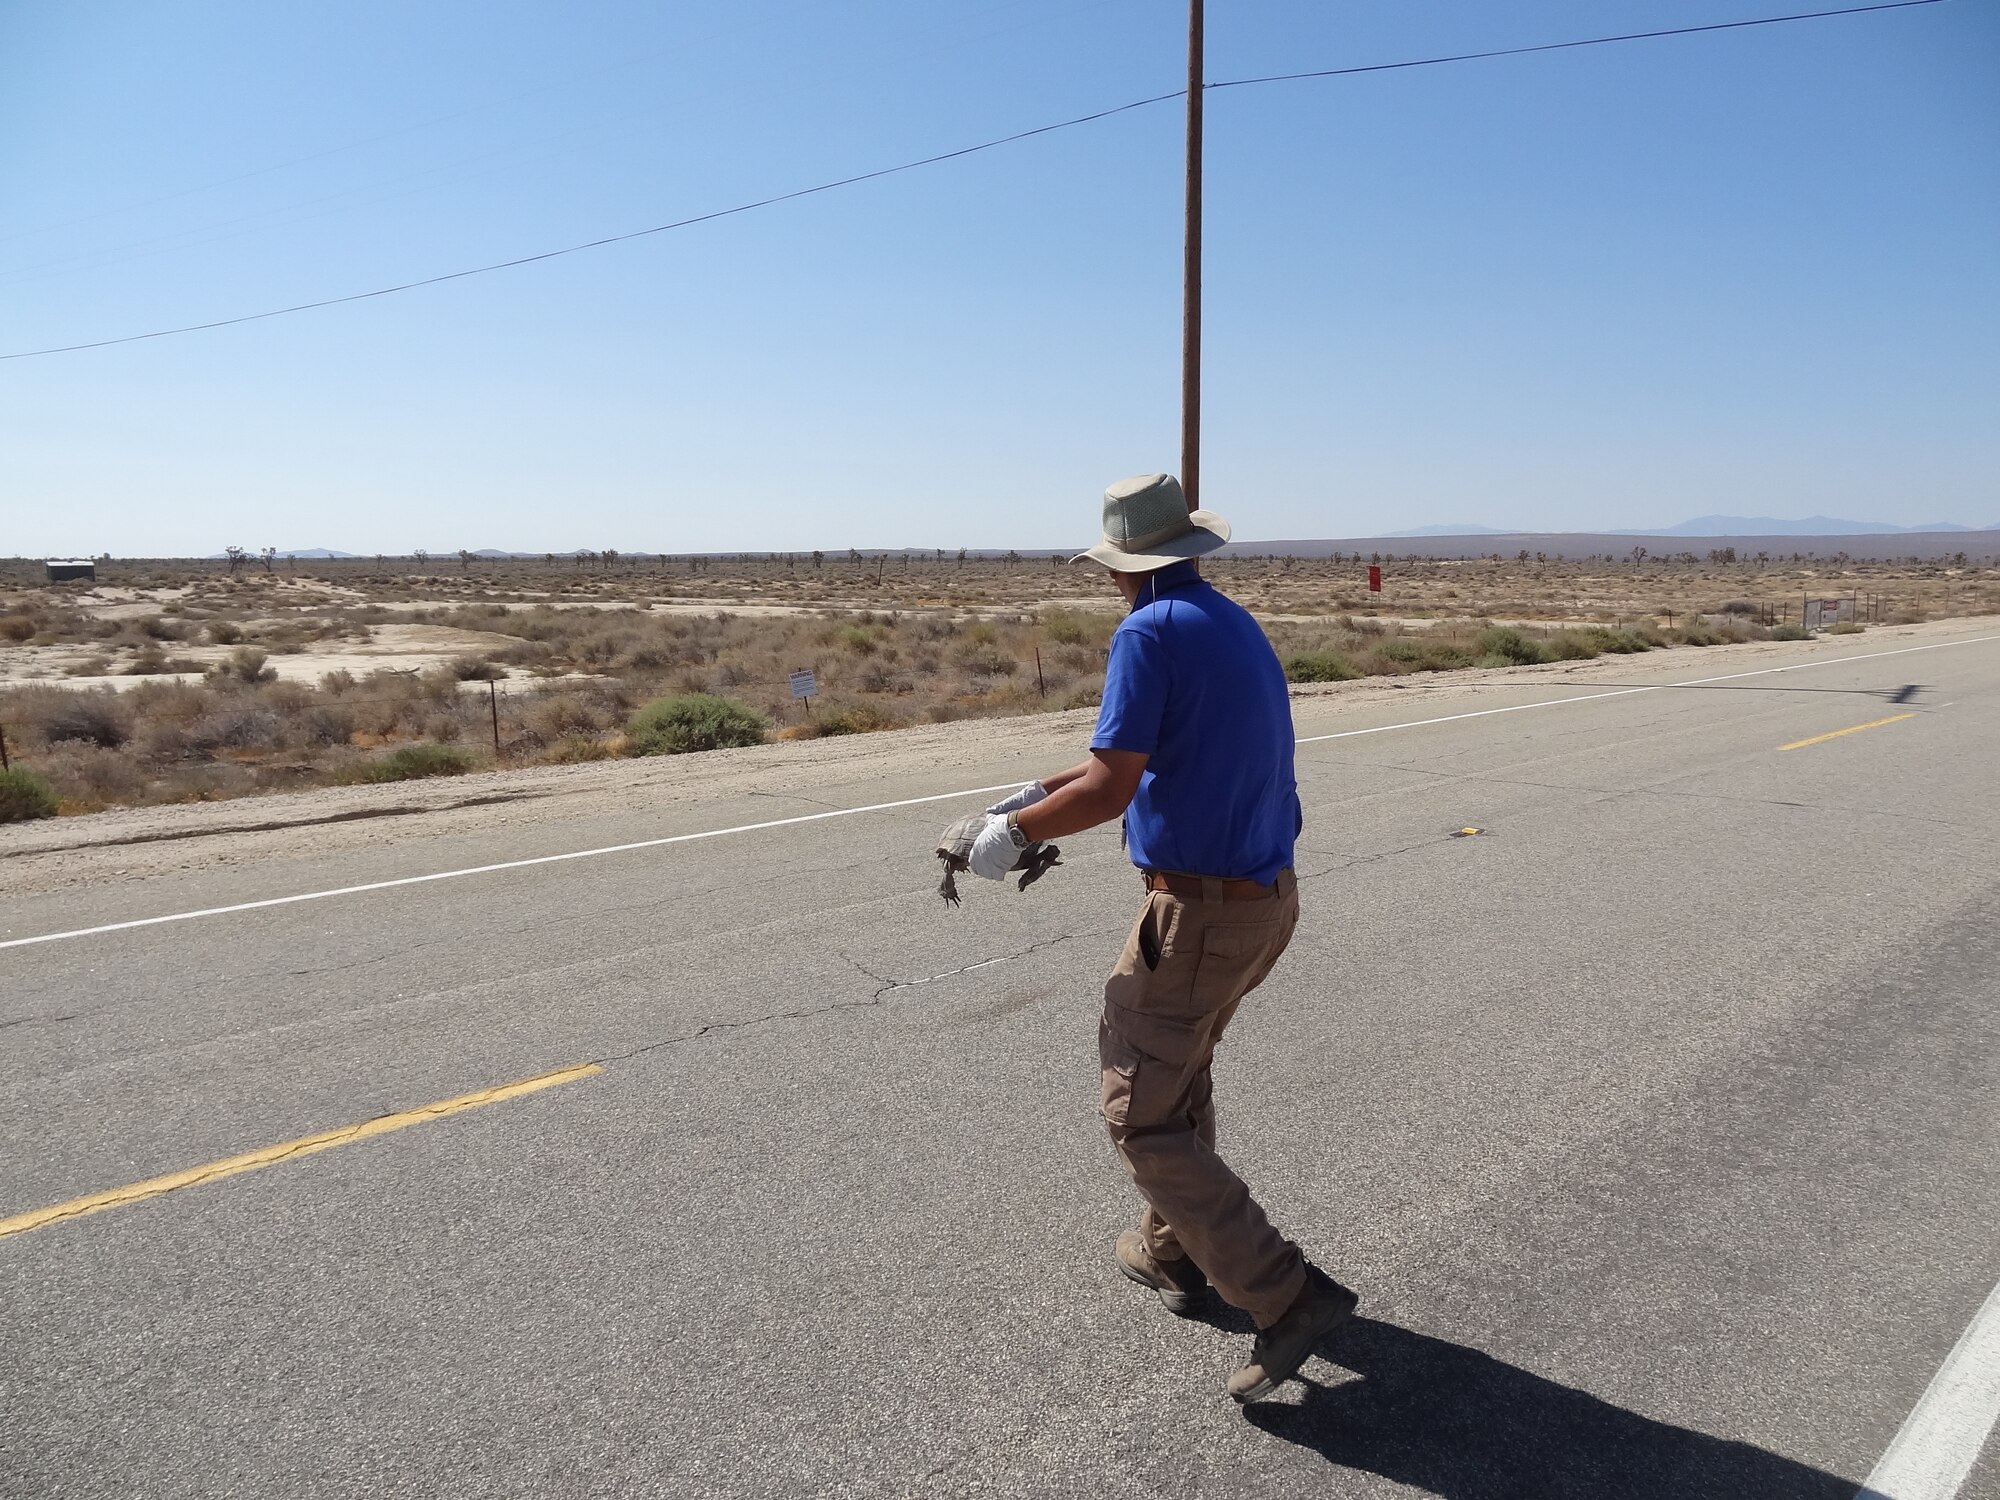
934;813;1061;906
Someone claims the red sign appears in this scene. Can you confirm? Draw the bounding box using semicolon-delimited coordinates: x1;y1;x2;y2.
1368;565;1382;593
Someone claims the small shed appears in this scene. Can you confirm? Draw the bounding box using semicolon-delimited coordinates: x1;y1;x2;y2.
44;559;97;583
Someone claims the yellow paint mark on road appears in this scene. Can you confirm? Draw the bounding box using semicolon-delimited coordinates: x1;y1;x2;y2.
1779;712;1917;752
0;1062;600;1242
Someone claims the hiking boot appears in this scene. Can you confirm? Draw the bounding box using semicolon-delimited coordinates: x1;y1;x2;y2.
1227;1266;1359;1403
1115;1231;1210;1316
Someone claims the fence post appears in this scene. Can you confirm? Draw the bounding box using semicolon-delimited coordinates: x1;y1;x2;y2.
0;721;8;771
488;680;501;755
1035;648;1046;699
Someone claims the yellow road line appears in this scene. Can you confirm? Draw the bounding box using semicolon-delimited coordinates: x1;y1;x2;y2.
1779;712;1917;752
0;1062;600;1242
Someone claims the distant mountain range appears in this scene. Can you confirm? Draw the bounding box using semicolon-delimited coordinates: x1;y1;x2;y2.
1621;515;1985;537
1381;516;1993;539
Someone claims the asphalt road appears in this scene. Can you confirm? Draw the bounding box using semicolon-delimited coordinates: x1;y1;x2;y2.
4;627;1998;1499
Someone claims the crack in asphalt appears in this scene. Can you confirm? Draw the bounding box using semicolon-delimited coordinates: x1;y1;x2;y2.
1294;832;1470;882
596;935;1082;1067
0;791;552;860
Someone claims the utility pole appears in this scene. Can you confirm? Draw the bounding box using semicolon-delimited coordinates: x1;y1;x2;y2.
1181;0;1204;514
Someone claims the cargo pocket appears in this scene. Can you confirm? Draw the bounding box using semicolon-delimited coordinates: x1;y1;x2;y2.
1099;1024;1139;1127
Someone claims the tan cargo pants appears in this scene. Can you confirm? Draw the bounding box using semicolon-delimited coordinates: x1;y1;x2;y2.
1099;868;1304;1328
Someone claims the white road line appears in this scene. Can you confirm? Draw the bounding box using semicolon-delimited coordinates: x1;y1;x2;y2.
1297;633;2000;743
1858;1279;2000;1500
3;633;1993;954
0;783;1023;952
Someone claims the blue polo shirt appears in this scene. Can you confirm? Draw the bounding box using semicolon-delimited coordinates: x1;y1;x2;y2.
1090;561;1300;884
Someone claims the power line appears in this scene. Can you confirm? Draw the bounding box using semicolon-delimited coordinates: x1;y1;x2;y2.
1206;0;1944;91
0;0;1945;364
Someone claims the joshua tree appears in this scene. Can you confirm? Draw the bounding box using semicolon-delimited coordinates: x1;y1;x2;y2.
413;548;430;567
459;549;473;571
224;545;247;574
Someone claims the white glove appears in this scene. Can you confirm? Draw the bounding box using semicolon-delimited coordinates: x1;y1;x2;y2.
966;813;1023;881
986;781;1048;817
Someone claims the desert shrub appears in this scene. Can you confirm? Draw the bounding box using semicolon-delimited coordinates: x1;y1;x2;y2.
320;669;357;694
36;743;147;808
815;702;905;736
186;706;284;752
537;735;614;763
351;743;477;782
620;647;676;674
496;638;557;668
450;655;506;681
1041;609;1113;649
124;645;180;675
1284;649;1363;683
1474;627;1550;666
207;646;275;684
254;623;311;654
1375;639;1472;672
1826;620;1866;635
0;616;35;643
529;690;617;739
1671;622;1733;646
0;767;59;821
294;703;355;746
1720;599;1759;615
38;694;132;748
1539;632;1599;662
1575;627;1650;655
837;626;880;656
205;620;244;645
1770;624;1808;641
415;667;463;706
65;656;113;677
627;693;768;754
954;642;1017;677
136;721;194;760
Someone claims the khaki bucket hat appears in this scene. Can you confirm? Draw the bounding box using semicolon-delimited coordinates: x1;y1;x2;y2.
1073;472;1231;572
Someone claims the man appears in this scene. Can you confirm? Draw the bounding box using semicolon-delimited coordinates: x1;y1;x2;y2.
959;471;1357;1403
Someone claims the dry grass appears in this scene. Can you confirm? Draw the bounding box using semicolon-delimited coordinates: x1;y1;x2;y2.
2;550;1994;814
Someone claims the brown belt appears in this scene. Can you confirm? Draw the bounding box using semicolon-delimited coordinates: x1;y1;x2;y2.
1142;870;1275;900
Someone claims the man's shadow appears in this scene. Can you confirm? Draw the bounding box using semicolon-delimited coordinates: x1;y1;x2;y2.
1218;1314;1857;1499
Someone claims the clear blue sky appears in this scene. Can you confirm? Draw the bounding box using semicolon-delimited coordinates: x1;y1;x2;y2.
2;0;1994;556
